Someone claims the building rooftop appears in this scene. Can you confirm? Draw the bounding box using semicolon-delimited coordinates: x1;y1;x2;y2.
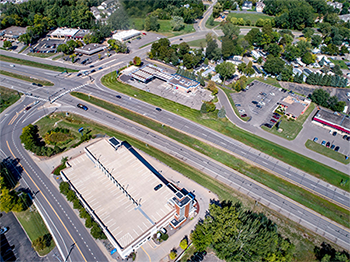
1;26;27;38
314;108;350;130
50;28;79;37
62;139;175;249
74;29;91;39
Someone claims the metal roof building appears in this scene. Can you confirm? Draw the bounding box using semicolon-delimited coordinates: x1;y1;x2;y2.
112;29;141;42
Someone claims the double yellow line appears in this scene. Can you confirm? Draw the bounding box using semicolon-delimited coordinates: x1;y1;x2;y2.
6;141;88;262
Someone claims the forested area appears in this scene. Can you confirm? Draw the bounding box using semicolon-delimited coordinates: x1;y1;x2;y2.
309;88;346;112
191;201;295;262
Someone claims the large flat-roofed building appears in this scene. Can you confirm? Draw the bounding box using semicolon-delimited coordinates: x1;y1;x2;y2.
312;108;350;134
75;43;106;55
278;95;311;120
60;138;196;259
112;29;141;42
0;26;27;41
130;64;200;93
49;28;80;39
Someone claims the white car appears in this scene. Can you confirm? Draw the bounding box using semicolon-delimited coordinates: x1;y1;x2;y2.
347;92;350;97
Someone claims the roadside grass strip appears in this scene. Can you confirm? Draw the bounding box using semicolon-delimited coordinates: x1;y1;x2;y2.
0;70;54;86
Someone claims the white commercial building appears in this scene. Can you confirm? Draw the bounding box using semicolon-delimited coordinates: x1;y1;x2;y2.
112;29;141;42
60;138;197;259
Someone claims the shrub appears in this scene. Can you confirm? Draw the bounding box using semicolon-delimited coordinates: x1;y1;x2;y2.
73;198;81;209
85;216;94;228
160;233;169;241
180;238;188;250
59;182;70;195
169;251;177;260
91;222;107;239
79;208;89;219
66;190;77;202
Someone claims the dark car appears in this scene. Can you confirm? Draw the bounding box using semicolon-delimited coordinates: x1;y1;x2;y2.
32;82;37;86
25;106;31;111
116;95;121;99
270;119;276;123
343;135;348;140
179;38;183;41
77;73;82;76
256;104;262;108
263;123;272;128
155;107;162;111
154;184;162;191
37;83;43;87
89;65;94;68
273;112;280;116
330;144;335;150
241;114;247;118
321;140;326;146
252;101;258;104
313;137;318;142
326;142;330;147
91;69;96;73
77;103;88;111
334;146;340;152
347;136;350;141
235;104;241;106
332;131;337;136
98;67;103;70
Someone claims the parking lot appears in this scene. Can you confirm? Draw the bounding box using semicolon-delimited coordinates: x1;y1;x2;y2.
305;121;350;156
0;211;57;262
231;80;286;127
121;76;213;110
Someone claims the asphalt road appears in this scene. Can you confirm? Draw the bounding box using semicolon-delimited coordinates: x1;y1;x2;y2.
0;97;108;262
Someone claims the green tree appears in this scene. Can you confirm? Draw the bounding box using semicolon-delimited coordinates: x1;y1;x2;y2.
3;40;12;49
180;238;188;250
302;27;314;39
222;21;240;39
133;56;141;66
59;182;70;195
171;16;185;31
310;89;330;107
279;34;293;46
169;251;177;260
0;188;16;213
215;61;235;82
183;53;194;69
144;16;160;31
332;64;343;76
311;35;323;47
85;216;94;228
263;57;285;75
213;2;223;18
91;222;106;240
178;42;190;59
301;52;315;65
267;43;282;57
66;190;76;202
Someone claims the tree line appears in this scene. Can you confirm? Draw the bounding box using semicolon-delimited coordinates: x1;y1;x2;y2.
59;182;106;240
309;88;346;112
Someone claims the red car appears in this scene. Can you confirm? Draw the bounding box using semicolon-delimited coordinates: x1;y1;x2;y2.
142;32;147;35
270;119;277;123
273;115;280;119
241;114;247;118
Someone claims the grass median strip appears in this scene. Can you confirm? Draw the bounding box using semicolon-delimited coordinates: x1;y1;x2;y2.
0;69;54;86
15;207;55;256
71;92;350;228
101;73;348;191
0;86;21;113
0;54;78;73
305;139;350;164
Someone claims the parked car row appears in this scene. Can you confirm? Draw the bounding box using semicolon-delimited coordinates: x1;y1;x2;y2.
315;138;340;152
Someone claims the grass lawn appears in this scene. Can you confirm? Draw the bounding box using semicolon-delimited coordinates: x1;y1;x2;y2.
205;20;220;29
52;54;63;61
130;18;195;37
15;207;55;256
27;52;56;58
0;70;54;86
101;73;348;191
0;54;78;73
227;12;274;24
329;58;349;70
261;103;316;140
305;139;350;165
71;92;350;228
247;77;282;88
187;38;206;48
0;86;21;113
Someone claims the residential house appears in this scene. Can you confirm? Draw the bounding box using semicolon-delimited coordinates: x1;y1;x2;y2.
252;65;263;77
211;73;222;83
256;1;265;12
327;1;343;11
242;1;253;10
201;67;215;78
339;14;350;22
